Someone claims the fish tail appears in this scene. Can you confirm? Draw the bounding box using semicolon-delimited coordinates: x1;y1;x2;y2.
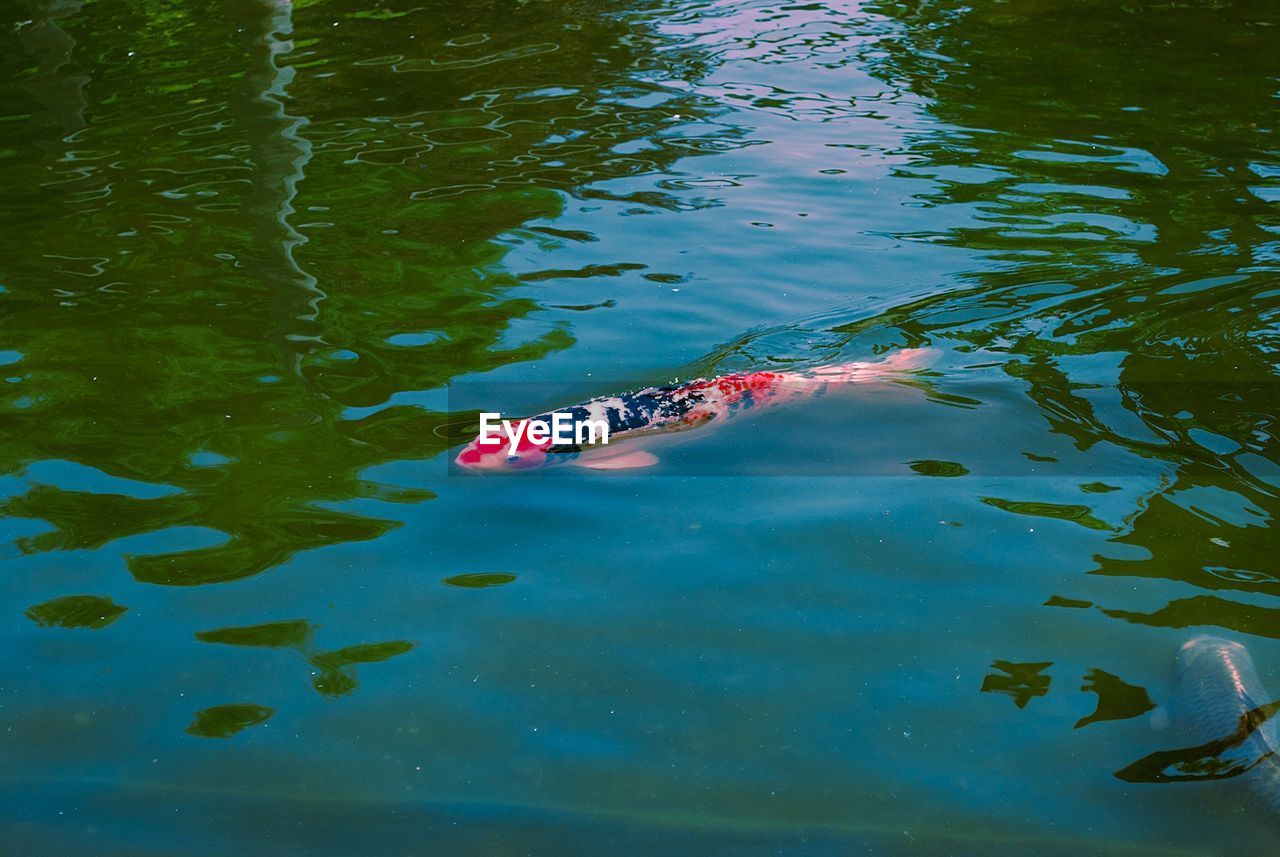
809;347;939;383
873;347;940;373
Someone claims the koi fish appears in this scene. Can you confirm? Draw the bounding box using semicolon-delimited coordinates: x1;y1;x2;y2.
1117;635;1280;821
454;347;936;472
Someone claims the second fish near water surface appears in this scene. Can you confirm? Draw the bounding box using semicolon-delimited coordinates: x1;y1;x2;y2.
454;348;937;472
1118;635;1280;823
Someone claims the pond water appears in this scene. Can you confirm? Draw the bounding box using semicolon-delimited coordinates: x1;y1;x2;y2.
2;0;1279;854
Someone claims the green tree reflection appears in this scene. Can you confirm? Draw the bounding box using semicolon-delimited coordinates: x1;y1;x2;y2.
195;619;414;698
853;0;1280;631
0;0;734;584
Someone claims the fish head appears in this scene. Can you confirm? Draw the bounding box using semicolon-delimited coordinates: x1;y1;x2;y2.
454;418;554;472
1174;635;1247;680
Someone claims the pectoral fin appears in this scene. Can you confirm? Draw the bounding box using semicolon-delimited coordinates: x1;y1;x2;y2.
576;450;659;470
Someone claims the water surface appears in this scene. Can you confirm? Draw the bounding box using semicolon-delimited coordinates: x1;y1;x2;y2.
2;0;1279;853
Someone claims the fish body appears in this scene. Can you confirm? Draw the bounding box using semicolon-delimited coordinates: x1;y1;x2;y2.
454;347;935;472
1167;636;1280;816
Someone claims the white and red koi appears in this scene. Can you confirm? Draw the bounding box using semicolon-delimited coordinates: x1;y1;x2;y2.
454;347;936;472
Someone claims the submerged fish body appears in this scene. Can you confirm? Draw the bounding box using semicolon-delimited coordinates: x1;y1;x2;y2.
1165;636;1280;816
454;347;935;472
1172;637;1276;746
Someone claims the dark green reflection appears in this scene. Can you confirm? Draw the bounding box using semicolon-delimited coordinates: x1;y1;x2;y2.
1092;491;1278;596
1043;595;1091;610
196;620;312;649
1074;669;1154;729
196;620;413;698
24;595;127;630
979;498;1113;532
1116;699;1280;784
308;641;414;698
1101;597;1280;640
0;0;733;586
980;661;1052;709
842;0;1280;636
442;572;518;588
309;641;413;668
185;704;275;739
908;459;968;478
